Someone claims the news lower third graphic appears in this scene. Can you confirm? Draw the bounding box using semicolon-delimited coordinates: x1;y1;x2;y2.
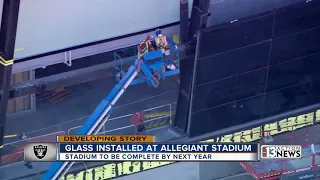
24;143;57;161
261;145;302;159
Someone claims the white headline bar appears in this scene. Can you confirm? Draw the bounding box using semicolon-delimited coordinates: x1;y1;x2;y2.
59;152;258;161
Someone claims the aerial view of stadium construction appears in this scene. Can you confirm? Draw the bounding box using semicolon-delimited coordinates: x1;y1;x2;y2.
0;0;320;179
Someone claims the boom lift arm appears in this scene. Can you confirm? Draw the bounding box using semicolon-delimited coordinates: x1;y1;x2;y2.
42;58;159;180
43;35;180;179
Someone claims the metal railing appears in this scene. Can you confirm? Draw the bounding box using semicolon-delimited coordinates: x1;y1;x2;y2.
67;103;176;135
0;102;177;166
240;123;320;180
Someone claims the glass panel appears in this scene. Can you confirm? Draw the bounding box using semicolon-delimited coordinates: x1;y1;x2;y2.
189;95;264;137
190;1;320;137
193;69;266;112
207;0;275;27
267;52;320;92
263;78;320;117
199;14;274;58
273;0;320;38
196;42;270;85
271;27;320;65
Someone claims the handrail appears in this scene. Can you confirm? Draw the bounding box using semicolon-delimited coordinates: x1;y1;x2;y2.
67;102;176;134
97;115;171;134
241;123;320;179
1;131;66;149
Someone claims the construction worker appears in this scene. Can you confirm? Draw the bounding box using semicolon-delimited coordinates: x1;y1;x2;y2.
131;111;146;134
154;29;178;72
137;36;155;60
154;29;178;56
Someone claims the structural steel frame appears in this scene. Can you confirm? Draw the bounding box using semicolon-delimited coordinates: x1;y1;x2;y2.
12;25;179;74
0;0;20;161
174;0;210;134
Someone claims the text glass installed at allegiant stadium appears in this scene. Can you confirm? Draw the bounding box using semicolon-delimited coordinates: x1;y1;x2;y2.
189;2;320;137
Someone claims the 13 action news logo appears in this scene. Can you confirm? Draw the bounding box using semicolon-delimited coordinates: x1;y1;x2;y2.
261;145;302;159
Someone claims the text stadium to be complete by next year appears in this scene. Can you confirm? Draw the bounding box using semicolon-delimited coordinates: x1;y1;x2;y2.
57;143;259;161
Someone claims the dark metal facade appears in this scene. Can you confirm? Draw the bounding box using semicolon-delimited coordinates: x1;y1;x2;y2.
188;0;320;137
0;0;20;158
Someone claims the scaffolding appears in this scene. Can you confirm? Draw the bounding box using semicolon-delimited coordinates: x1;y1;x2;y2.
240;123;320;179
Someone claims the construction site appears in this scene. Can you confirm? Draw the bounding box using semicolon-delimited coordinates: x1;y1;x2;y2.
0;0;320;179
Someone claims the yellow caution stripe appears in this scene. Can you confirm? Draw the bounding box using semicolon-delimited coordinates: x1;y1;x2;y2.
0;47;24;66
0;56;13;66
14;48;26;52
144;112;171;118
4;134;17;139
0;134;18;149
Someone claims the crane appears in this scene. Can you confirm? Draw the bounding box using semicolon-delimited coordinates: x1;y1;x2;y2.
42;39;180;180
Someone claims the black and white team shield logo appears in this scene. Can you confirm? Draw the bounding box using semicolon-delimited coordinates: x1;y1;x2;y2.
33;145;47;159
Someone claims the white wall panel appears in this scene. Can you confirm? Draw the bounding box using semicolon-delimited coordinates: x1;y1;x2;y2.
14;0;193;60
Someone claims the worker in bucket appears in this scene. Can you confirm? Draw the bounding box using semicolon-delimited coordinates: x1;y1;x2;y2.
137;36;155;60
155;29;178;72
154;29;178;56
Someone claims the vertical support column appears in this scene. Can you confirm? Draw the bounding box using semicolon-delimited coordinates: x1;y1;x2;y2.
188;0;210;41
29;69;36;110
173;0;210;135
180;0;189;43
0;0;20;159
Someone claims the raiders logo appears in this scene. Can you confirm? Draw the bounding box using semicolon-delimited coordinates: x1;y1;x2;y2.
33;145;47;159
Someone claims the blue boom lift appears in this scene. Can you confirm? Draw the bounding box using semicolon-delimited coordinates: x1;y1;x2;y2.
42;38;180;180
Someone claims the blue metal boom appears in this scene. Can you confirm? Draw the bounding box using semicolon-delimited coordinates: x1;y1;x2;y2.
43;38;180;180
42;59;157;180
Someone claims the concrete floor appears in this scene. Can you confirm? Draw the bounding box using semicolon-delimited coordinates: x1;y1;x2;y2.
3;75;180;152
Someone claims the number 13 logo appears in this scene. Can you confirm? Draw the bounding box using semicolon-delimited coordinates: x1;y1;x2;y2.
267;147;276;157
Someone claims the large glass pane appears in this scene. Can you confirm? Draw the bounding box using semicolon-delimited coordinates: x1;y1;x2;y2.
271;26;320;65
273;0;320;38
263;78;320;117
207;0;275;27
193;69;267;112
199;14;274;58
267;52;320;92
196;42;270;85
189;95;265;137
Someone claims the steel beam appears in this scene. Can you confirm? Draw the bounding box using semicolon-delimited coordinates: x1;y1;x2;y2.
0;0;20;160
9;61;115;99
180;0;189;43
9;45;193;99
188;0;210;40
174;0;210;135
12;25;179;74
